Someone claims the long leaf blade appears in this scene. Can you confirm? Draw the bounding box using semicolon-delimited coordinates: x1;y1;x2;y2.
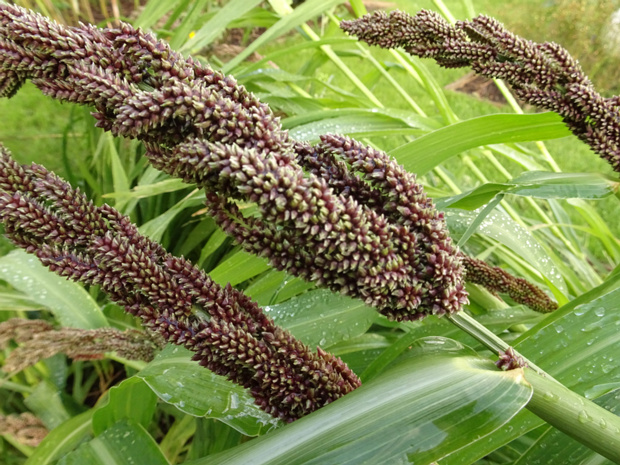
186;352;532;465
390;112;571;175
223;0;346;73
180;0;263;54
0;250;107;329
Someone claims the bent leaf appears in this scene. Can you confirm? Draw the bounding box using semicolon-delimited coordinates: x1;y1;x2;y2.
137;346;282;437
285;108;438;142
187;351;532;465
443;274;620;464
92;378;158;436
0;250;107;329
445;209;565;293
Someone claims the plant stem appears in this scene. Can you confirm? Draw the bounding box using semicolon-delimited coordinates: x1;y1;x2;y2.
0;378;34;394
446;312;549;376
448;312;620;461
525;370;620;463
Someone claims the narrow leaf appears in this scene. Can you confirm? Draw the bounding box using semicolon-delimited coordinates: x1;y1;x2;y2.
209;250;271;286
223;0;346;73
138;189;204;242
445;209;565;293
181;0;264;54
0;289;45;311
442;172;618;211
168;0;210;50
390;112;571;175
103;178;189;200
284;108;439;142
107;136;130;211
134;0;182;29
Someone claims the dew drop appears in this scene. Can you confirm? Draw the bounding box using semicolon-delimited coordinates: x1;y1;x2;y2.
579;410;595;424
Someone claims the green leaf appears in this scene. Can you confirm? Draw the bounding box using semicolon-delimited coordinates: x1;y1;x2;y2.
103;178;189;200
456;194;504;247
223;0;347;73
187;419;243;460
197;227;230;269
209;250;271;286
57;420;169;465
106;135;130;212
239;37;358;77
524;371;620;463
168;0;210;49
186;350;532;465
0;289;45;311
0;250;107;329
24;381;71;430
92;377;158;436
137;345;283;436
284;108;438;143
442;172;618;211
243;269;315;305
24;410;94;465
264;289;376;348
181;0;264;54
445;209;566;293
159;415;196;463
516;287;620;397
138;189;204;242
348;0;368;17
389;112;571;175
134;0;182;29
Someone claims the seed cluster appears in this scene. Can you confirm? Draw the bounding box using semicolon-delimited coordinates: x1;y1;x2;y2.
0;318;163;373
0;147;360;421
0;4;471;320
341;9;620;172
0;4;559;420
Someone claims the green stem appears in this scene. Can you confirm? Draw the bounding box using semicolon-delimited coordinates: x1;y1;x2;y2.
447;312;509;353
446;312;549;376
447;313;620;462
525;370;620;463
0;378;34;394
